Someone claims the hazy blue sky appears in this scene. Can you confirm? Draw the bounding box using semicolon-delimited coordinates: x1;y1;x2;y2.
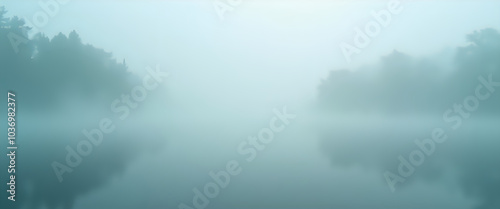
2;0;500;109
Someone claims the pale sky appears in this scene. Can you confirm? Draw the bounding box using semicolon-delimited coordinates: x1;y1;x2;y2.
2;1;500;109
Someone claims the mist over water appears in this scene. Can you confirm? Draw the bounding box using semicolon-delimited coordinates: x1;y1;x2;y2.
1;1;500;209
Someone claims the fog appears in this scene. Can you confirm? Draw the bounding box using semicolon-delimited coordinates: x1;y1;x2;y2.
1;1;500;209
